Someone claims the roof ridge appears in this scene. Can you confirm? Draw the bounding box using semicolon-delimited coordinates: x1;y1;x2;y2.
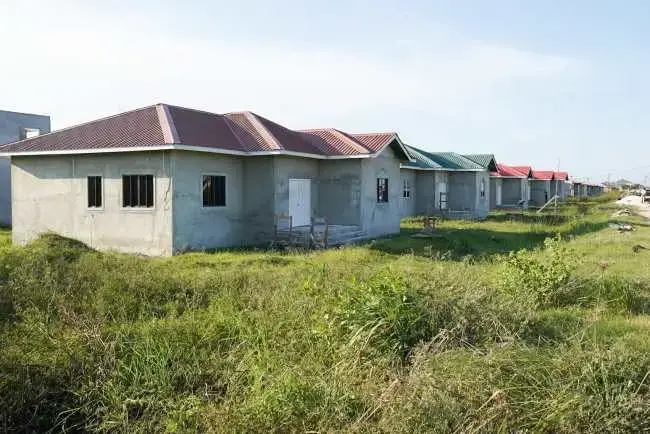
156;104;179;144
350;131;396;137
222;115;251;151
165;104;225;117
243;112;283;150
4;104;160;147
329;129;371;154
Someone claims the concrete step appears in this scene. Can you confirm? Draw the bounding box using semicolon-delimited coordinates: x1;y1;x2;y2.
328;233;369;246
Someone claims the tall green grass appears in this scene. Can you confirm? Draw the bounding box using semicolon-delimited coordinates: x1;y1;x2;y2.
1;194;649;432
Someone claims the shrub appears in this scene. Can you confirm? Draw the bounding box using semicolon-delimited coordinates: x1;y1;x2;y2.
501;235;580;308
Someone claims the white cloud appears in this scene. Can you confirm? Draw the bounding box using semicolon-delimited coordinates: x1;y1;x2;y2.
0;0;579;130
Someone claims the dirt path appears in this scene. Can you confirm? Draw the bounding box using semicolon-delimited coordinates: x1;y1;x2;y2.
616;195;650;220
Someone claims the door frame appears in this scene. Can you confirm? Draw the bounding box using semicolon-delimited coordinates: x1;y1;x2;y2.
288;178;312;227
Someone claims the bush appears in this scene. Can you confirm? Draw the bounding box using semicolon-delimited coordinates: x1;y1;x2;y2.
501;235;580;308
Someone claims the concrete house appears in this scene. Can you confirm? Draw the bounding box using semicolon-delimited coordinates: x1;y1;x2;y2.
0;110;51;225
0;104;413;256
463;154;500;210
399;146;496;219
489;164;532;209
550;171;570;199
528;170;556;206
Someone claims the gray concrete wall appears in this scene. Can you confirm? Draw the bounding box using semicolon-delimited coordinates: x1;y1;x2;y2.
12;152;173;255
501;178;524;205
319;159;362;225
530;180;551;206
0;110;51;226
414;171;435;215
242;156;275;244
399;169;416;217
448;172;476;212
490;177;502;209
474;171;491;218
171;151;245;252
360;147;401;237
272;156;320;219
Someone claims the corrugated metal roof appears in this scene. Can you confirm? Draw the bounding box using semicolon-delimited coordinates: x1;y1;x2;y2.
554;171;569;181
403;145;444;169
464;154;498;171
402;145;484;170
511;166;534;177
532;170;556;181
492;164;528;178
350;132;396;153
301;129;371;156
0;104;404;160
1;105;166;153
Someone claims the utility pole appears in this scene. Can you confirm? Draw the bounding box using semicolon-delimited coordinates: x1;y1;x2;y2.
555;157;560;214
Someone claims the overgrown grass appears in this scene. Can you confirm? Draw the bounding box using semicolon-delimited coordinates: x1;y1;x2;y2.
2;194;650;432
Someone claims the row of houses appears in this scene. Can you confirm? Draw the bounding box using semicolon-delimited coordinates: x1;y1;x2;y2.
0;104;604;256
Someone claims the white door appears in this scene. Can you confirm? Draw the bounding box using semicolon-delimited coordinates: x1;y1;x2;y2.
437;181;448;209
496;182;502;206
289;178;311;227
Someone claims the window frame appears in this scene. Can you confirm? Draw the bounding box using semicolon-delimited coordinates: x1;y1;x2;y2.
480;178;486;198
120;173;156;210
21;128;40;139
201;173;228;209
377;177;389;203
86;174;104;210
402;177;411;200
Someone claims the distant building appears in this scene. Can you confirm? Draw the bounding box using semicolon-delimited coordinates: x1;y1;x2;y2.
0;110;51;225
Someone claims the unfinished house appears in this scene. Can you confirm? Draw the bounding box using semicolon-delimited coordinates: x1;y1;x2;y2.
489;164;532;209
399;146;495;219
529;170;555;206
0;110;51;226
464;154;499;210
1;104;413;256
551;171;570;199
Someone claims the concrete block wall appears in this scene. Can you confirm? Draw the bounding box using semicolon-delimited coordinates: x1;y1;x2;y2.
318;159;363;225
399;170;417;217
490;177;502;209
501;178;523;205
530;180;551;206
360;147;402;237
12;152;174;256
0;110;51;226
171;151;245;252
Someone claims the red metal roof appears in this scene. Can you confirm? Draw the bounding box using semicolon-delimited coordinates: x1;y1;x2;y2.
554;171;569;181
0;104;404;159
493;163;529;178
301;129;371;156
351;132;396;153
511;166;533;177
532;170;556;181
0;105;165;153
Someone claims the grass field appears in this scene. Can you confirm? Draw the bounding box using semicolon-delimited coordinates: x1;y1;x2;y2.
2;193;650;432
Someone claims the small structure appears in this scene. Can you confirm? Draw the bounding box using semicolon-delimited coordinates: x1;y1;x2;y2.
464;154;500;210
0;110;51;226
489;164;532;209
399;146;495;219
1;104;414;255
529;170;556;206
551;171;570;199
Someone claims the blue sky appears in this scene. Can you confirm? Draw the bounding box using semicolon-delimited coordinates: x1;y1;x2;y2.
2;0;649;183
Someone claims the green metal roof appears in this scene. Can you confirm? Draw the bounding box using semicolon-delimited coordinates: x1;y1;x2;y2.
403;145;485;170
463;154;498;171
